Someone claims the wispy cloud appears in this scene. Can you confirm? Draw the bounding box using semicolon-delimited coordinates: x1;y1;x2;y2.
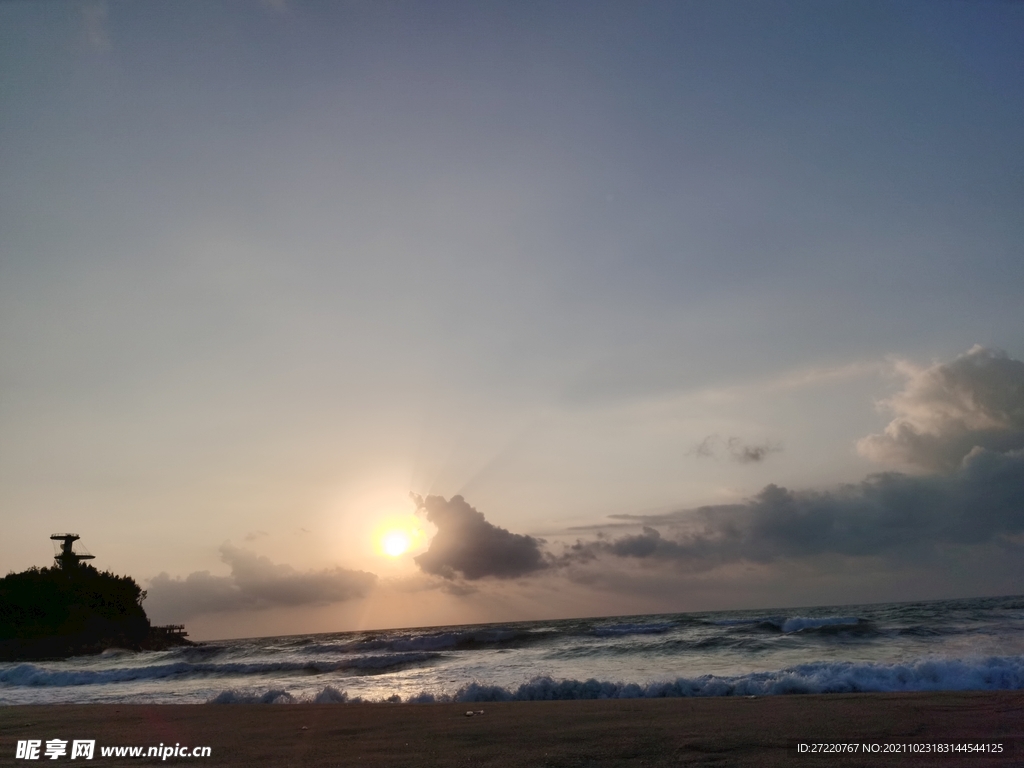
684;360;884;406
81;2;110;52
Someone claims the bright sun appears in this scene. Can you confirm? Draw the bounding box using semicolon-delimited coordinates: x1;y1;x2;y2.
372;511;427;560
382;530;411;557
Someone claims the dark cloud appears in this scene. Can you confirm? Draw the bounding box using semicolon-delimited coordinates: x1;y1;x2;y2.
691;434;782;463
412;494;548;580
693;435;717;458
147;544;376;621
858;346;1024;471
727;437;781;464
563;448;1024;569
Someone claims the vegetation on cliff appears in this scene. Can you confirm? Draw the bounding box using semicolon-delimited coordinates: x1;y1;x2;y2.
0;563;184;660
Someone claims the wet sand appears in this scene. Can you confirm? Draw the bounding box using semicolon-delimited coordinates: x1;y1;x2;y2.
2;692;1023;767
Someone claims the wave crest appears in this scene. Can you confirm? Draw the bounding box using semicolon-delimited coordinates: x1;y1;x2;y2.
205;655;1024;703
0;652;440;687
302;628;542;655
713;615;868;634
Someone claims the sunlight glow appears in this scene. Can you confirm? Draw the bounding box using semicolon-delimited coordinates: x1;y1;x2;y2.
382;530;410;557
371;511;429;560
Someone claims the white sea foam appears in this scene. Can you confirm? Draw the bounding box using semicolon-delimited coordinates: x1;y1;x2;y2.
451;657;1024;699
209;686;362;704
203;655;1024;703
312;686;354;703
208;689;296;704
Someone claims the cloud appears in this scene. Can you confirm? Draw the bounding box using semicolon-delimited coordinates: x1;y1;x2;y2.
562;447;1024;570
146;544;376;620
691;434;782;463
858;346;1024;471
81;2;110;52
727;437;781;464
412;494;548;580
553;348;1024;599
385;573;479;597
693;435;717;458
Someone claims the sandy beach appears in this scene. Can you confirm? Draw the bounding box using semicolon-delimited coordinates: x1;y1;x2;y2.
2;692;1022;767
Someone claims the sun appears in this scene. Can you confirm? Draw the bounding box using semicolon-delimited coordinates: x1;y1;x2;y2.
382;530;410;557
371;511;428;560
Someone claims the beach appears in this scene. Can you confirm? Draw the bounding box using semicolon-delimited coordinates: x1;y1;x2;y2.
3;692;1022;767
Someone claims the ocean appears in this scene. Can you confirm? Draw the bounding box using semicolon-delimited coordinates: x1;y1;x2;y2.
3;595;1024;705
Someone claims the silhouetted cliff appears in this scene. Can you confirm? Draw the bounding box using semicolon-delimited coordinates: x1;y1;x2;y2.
0;563;189;660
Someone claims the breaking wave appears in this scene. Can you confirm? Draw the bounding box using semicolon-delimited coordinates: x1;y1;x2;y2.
0;653;440;687
206;655;1024;704
302;628;545;654
713;615;869;634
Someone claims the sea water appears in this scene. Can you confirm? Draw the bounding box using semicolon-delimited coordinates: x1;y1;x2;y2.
3;595;1024;705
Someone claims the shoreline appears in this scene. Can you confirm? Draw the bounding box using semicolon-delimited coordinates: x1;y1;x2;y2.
3;691;1023;766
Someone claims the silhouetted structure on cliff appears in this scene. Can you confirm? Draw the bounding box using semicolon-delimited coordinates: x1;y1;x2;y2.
50;533;95;570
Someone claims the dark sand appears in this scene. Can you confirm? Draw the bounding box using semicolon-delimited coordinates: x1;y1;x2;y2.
3;692;1023;767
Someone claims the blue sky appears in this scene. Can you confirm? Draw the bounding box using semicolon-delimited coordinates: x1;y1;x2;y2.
2;1;1023;638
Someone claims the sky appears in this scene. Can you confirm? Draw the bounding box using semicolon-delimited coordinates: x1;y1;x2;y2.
1;0;1023;641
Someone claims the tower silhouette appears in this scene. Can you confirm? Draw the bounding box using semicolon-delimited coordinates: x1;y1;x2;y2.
50;533;95;570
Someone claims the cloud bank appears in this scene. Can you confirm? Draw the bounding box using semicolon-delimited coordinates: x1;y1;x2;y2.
147;544;376;621
564;447;1024;569
415;347;1024;597
415;444;1023;582
858;346;1024;471
412;494;548;580
572;349;1024;571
